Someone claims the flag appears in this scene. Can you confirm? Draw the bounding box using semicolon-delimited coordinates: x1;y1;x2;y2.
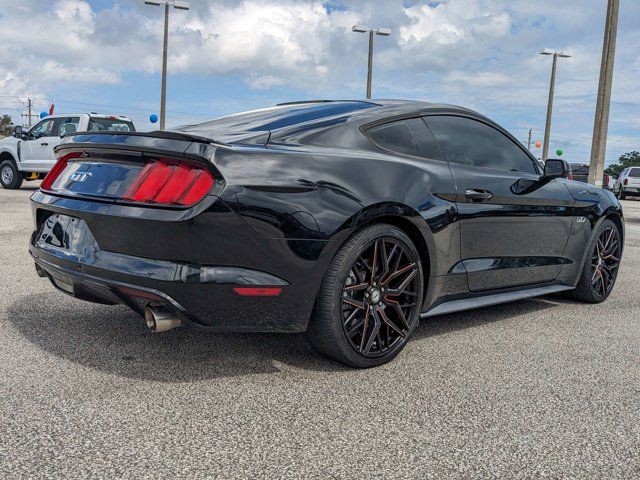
48;98;55;115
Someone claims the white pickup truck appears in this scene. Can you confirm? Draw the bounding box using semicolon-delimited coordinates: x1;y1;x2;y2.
0;113;135;189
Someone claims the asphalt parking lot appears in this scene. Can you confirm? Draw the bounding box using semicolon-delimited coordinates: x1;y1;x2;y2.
1;184;639;479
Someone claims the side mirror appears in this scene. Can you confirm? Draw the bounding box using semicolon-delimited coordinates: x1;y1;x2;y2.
544;159;570;179
13;125;22;138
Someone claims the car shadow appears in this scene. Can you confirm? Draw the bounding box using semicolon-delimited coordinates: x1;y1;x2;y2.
8;292;562;382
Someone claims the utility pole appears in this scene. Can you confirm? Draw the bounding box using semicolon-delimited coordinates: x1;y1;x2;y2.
27;98;32;127
588;0;619;187
527;128;532;151
539;49;571;161
160;1;169;130
144;1;190;130
352;25;391;99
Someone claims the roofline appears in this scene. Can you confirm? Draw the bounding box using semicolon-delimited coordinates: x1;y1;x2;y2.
276;99;380;107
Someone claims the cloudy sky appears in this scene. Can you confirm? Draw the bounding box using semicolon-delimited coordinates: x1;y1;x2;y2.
0;0;638;165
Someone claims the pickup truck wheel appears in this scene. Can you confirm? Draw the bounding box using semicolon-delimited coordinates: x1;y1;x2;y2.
0;159;23;190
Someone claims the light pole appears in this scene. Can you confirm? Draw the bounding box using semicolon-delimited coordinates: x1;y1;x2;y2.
352;25;391;99
588;0;619;187
144;0;190;130
539;48;571;161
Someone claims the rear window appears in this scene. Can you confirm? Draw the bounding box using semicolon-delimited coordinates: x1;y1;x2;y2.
629;168;640;178
88;117;135;132
367;118;443;160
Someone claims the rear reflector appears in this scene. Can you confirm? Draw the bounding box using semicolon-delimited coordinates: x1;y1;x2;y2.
117;286;164;300
233;287;282;297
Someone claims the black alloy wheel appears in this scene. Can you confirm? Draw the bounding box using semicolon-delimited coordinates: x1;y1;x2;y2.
307;224;424;367
342;238;419;358
590;225;621;297
572;219;621;303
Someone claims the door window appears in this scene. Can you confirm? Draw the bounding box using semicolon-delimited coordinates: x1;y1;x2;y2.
28;118;61;140
58;117;81;136
425;115;537;174
367;118;443;160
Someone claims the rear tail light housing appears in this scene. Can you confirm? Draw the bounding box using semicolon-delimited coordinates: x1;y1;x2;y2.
41;154;215;207
40;152;83;191
624;178;629;185
123;161;214;206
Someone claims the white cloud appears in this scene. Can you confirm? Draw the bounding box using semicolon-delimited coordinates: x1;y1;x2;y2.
0;0;638;162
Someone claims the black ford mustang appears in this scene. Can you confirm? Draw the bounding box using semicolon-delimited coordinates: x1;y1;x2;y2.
29;100;624;367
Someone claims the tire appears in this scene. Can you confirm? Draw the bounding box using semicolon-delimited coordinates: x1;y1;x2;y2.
618;187;626;200
0;159;23;190
570;219;621;303
306;223;424;367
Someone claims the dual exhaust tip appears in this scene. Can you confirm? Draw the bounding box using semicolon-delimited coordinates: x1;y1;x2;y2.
144;306;182;333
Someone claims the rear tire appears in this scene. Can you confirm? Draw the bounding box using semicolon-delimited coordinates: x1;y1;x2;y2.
306;224;424;367
0;159;23;190
570;219;621;303
617;188;626;200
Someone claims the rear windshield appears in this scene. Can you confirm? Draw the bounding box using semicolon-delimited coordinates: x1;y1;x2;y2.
629;168;640;178
88;118;135;132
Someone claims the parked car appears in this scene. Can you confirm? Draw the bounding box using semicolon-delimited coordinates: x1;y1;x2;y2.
29;100;624;367
566;162;613;190
613;167;640;199
0;113;135;189
568;162;589;182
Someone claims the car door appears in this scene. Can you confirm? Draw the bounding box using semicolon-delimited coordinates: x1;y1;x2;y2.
21;118;62;171
424;114;575;292
365;117;459;276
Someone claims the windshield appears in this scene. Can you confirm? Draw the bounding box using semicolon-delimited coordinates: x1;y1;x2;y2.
629;168;640;178
88;118;135;132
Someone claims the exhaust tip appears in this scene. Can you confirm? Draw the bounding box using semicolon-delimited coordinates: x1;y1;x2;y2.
144;306;182;333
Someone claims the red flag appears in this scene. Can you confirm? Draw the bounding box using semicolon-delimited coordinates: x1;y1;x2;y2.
48;99;55;115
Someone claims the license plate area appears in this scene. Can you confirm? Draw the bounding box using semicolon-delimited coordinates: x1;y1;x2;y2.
35;213;99;263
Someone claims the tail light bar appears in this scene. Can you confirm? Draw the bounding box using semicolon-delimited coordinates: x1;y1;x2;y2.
40;152;83;191
41;154;215;207
123;161;214;206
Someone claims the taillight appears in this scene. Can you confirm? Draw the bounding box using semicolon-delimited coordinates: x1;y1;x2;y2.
624;178;628;185
40;152;83;191
568;174;574;180
41;154;215;207
123;160;214;206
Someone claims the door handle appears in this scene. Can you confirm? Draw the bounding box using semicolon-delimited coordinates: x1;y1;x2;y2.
40;142;49;146
465;189;493;202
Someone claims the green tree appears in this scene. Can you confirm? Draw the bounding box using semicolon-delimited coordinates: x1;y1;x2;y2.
604;151;640;178
0;114;13;136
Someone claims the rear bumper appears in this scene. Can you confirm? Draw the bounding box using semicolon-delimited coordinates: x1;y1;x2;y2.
29;191;331;332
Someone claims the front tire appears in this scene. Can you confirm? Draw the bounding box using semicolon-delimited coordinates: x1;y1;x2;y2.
306;224;424;367
0;159;23;190
571;219;621;303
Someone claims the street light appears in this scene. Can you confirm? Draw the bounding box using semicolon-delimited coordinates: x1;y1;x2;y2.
539;48;571;161
352;24;391;99
144;0;190;130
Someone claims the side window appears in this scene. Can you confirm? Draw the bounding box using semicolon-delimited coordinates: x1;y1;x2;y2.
59;117;81;136
28;119;60;140
425;116;537;174
367;118;443;161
